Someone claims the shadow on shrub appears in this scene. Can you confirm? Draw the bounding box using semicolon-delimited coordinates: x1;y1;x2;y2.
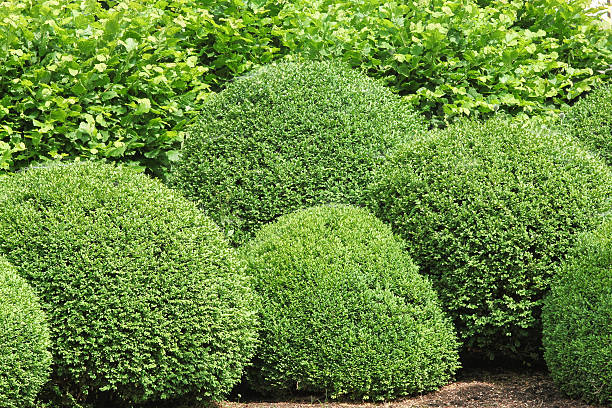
559;83;612;167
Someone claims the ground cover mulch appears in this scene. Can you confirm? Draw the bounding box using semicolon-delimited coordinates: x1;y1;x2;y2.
220;368;607;408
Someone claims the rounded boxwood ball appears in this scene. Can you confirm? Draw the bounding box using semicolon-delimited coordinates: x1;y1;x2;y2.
0;258;52;408
170;60;426;245
364;115;612;361
559;84;612;166
0;162;258;405
242;205;460;400
542;219;612;405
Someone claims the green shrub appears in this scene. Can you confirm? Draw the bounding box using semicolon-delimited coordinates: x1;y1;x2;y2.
171;60;425;245
242;205;460;400
0;162;258;405
364;115;612;361
0;258;52;408
558;84;612;166
276;0;612;125
542;219;612;405
0;0;286;177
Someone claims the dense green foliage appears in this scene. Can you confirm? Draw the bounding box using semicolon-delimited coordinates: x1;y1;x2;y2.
277;0;612;125
171;60;425;245
0;258;52;408
559;84;612;166
4;0;609;174
364;116;612;360
0;162;258;405
242;205;460;400
542;219;612;405
0;0;286;177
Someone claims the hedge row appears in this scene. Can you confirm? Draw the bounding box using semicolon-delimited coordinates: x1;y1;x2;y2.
172;61;612;365
0;161;459;405
1;0;611;174
2;60;610;406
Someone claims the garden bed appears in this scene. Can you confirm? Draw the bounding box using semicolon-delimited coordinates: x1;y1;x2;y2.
221;369;606;408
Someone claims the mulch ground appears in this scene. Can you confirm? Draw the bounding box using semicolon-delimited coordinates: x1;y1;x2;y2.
220;368;607;408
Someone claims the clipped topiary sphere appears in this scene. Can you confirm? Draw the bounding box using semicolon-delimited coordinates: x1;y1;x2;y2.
559;84;612;166
0;162;258;405
364;116;612;361
170;60;426;245
542;219;612;405
0;258;52;408
242;205;460;400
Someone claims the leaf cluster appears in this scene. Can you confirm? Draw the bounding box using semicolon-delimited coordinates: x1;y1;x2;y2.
364;115;612;360
242;205;460;400
0;162;258;405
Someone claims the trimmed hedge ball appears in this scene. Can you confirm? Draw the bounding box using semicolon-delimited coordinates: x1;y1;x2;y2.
542;219;612;405
170;60;426;245
559;84;612;166
364;115;612;361
0;162;258;405
242;205;460;401
0;258;51;408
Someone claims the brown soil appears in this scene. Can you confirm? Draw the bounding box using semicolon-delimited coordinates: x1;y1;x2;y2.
220;369;608;408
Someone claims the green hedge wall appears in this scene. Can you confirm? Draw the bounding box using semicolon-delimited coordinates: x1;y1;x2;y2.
3;0;610;174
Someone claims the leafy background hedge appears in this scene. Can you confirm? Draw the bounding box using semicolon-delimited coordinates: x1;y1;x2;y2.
1;0;610;175
243;205;460;401
364;115;612;361
0;258;51;408
0;0;288;178
542;219;612;405
0;163;258;406
278;0;612;125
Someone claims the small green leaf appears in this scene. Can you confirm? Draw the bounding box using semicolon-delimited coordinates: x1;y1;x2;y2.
135;98;151;115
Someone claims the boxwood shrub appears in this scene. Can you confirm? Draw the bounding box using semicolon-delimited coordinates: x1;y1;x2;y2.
364;116;612;361
0;258;52;408
542;219;612;405
558;84;612;166
242;205;460;400
171;60;425;245
0;162;258;405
